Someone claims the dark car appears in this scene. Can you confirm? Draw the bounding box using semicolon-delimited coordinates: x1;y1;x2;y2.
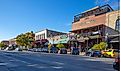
113;56;120;71
50;47;58;53
60;48;67;54
36;48;42;52
71;48;79;55
86;49;92;56
41;47;49;53
32;48;38;52
90;51;102;57
28;48;33;51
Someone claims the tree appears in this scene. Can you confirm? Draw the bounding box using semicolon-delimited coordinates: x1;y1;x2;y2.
98;42;107;50
56;44;65;49
48;43;52;49
16;31;35;49
91;44;99;50
0;42;7;49
91;42;107;50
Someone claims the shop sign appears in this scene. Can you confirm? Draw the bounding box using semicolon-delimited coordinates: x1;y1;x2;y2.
60;35;68;39
80;20;96;25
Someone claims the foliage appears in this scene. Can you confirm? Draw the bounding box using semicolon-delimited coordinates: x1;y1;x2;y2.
56;43;65;49
48;43;52;49
98;42;107;50
0;42;7;48
91;42;107;50
16;31;35;49
91;44;99;50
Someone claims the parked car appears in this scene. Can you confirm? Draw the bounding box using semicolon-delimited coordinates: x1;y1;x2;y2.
36;48;42;52
101;50;108;56
113;56;120;71
71;48;79;55
86;49;92;56
60;48;67;54
32;48;38;52
15;48;22;51
28;48;33;51
50;47;58;53
90;50;102;57
41;47;49;53
103;49;119;58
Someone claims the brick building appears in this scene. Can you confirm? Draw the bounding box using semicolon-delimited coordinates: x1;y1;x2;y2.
71;4;120;51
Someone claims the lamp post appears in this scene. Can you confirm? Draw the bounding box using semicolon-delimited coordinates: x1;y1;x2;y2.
85;37;89;52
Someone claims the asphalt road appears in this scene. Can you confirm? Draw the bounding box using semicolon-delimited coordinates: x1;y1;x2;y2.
0;51;115;71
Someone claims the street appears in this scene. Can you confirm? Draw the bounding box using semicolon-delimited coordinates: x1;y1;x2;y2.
0;51;115;71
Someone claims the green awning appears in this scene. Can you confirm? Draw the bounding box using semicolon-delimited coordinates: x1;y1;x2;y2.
89;35;100;39
58;38;69;44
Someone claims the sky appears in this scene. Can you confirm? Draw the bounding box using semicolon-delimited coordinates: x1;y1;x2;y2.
0;0;119;41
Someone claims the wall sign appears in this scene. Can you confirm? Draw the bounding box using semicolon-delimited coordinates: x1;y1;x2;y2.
80;20;96;25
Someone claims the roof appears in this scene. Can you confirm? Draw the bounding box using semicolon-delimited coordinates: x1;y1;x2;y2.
82;6;99;13
35;28;66;34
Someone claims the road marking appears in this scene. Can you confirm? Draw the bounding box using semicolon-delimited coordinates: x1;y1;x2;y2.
0;63;8;66
54;62;64;65
51;66;63;69
27;64;38;67
37;66;48;69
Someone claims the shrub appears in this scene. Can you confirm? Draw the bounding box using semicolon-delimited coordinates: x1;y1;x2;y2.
56;44;65;49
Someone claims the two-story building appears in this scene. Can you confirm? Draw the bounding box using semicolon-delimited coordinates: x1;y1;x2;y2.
35;29;66;40
35;29;66;47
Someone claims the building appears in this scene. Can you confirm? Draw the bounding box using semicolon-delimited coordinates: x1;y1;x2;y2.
34;29;66;47
71;4;120;50
35;29;66;40
47;34;69;44
9;38;17;46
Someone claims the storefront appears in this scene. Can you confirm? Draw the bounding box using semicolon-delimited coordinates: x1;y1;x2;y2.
35;39;49;48
47;34;70;48
71;4;120;50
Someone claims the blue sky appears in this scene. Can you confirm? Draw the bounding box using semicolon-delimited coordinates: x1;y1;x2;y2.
0;0;119;41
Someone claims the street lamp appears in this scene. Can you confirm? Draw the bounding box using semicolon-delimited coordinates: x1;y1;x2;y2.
85;37;89;52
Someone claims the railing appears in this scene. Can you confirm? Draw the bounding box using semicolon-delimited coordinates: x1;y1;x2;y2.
73;4;113;23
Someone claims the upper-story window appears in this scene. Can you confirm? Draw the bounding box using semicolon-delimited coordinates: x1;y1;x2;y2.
115;17;120;32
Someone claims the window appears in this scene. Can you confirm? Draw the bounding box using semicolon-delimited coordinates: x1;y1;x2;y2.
115;17;120;31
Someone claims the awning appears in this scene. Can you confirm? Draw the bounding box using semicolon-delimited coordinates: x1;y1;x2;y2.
58;38;69;44
109;36;120;43
89;35;100;39
48;38;69;44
